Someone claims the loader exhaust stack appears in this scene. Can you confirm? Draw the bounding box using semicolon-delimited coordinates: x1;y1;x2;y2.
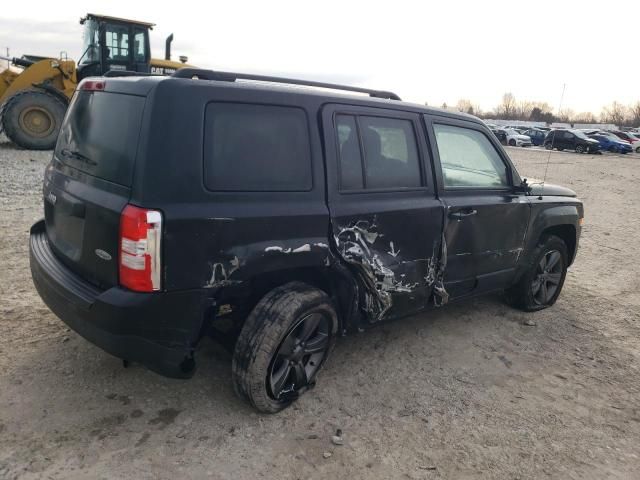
165;34;174;61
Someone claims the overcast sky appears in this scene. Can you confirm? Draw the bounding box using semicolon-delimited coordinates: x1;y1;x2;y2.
2;0;638;114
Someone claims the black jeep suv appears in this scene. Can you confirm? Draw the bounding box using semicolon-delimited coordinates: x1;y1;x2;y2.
30;70;583;412
544;129;600;153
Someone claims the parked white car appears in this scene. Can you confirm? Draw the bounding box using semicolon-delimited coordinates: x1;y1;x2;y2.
504;128;533;147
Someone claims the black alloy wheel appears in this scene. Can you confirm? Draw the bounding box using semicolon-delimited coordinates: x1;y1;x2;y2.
268;312;330;400
531;249;563;306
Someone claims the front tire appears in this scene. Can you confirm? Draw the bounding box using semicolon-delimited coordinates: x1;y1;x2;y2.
575;145;585;154
1;90;67;150
509;139;517;147
232;282;338;413
544;143;553;150
505;235;568;312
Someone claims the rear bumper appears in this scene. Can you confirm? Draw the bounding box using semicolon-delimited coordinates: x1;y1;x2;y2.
29;220;211;379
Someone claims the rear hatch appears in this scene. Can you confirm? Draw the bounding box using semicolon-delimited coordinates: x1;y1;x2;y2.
44;85;146;289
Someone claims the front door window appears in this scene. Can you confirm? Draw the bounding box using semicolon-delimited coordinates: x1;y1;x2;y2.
433;124;509;189
104;24;130;62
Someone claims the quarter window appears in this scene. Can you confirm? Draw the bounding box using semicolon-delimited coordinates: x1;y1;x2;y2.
204;103;312;192
336;115;422;190
433;124;509;189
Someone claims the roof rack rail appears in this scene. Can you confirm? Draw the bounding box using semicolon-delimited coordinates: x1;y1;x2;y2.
103;70;155;77
171;68;401;101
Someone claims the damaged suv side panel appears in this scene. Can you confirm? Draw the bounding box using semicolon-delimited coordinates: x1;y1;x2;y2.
321;105;446;323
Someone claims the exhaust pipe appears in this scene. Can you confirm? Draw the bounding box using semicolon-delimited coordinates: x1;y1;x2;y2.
165;34;174;61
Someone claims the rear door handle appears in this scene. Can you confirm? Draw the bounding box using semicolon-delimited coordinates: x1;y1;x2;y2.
449;208;477;220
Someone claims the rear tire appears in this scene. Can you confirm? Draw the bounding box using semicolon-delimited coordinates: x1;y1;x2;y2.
505;235;568;312
544;143;553;150
636;147;640;154
508;139;517;147
1;90;67;150
232;282;338;413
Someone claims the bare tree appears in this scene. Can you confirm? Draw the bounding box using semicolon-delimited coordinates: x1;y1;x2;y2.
456;99;471;112
557;108;576;123
496;92;517;119
600;101;628;126
455;99;481;116
573;112;597;124
629;102;640;127
515;100;534;120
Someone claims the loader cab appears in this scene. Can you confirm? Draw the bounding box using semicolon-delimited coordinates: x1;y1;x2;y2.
77;14;152;80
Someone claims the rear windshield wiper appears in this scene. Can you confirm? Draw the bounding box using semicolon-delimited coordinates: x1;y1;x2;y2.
60;148;97;166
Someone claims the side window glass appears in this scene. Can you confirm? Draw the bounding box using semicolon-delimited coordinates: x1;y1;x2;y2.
336;115;364;190
359;116;422;189
433;124;509;189
204;103;312;192
105;24;130;60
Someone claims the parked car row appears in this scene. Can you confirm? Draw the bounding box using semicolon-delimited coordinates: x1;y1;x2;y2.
489;127;534;147
584;131;633;154
488;124;640;154
544;129;601;154
607;130;640;153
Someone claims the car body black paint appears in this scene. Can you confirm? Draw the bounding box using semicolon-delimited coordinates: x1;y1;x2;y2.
544;129;601;153
30;75;583;378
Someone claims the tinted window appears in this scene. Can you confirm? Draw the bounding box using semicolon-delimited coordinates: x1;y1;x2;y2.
433;124;509;189
336;115;363;190
204;103;312;192
55;91;145;186
360;116;421;189
336;115;422;191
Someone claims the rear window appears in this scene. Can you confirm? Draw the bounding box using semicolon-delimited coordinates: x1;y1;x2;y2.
55;91;145;186
204;103;312;192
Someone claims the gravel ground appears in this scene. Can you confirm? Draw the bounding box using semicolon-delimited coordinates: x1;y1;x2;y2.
1;138;639;480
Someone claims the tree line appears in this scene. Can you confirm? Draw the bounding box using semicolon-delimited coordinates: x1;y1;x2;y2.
438;93;640;127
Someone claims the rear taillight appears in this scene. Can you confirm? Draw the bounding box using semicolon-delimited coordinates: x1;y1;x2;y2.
119;205;162;292
79;79;106;91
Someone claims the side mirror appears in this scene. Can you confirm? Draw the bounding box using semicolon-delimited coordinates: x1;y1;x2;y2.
513;178;532;194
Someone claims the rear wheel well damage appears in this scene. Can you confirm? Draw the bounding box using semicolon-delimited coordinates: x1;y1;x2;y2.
208;266;355;345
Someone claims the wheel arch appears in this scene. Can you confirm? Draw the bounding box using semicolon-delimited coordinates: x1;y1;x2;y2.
212;263;358;339
517;203;581;283
540;224;577;265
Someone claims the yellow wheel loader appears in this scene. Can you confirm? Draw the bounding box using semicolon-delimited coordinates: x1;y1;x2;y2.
0;14;190;150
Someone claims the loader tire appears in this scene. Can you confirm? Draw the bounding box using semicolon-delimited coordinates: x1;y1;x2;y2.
1;90;67;150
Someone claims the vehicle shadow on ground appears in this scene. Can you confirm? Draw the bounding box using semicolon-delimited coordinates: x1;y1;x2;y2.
6;292;532;419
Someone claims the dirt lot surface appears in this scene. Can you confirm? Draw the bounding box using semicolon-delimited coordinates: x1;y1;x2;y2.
1;139;639;480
